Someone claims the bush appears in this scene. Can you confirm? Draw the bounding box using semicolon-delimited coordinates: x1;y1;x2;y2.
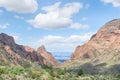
0;77;3;80
22;61;31;68
10;66;25;75
56;68;66;75
31;70;41;78
77;69;83;76
0;62;10;66
51;71;58;77
0;67;6;74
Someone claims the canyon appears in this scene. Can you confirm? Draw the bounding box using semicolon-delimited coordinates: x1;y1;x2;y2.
0;19;120;74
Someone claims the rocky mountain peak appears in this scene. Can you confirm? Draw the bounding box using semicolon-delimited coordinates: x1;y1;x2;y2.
37;45;46;53
98;19;120;35
23;46;35;53
0;33;15;45
37;45;59;66
0;33;58;66
70;19;120;61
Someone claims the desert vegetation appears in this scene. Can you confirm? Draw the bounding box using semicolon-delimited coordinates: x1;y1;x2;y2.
0;61;120;80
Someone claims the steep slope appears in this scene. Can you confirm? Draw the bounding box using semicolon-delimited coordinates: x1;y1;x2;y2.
63;19;120;74
37;45;59;66
0;33;58;66
70;19;120;61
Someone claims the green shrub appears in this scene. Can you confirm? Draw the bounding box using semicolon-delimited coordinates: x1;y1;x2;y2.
0;77;3;80
30;70;41;79
0;62;10;66
10;66;25;75
40;72;53;80
77;69;83;76
56;68;65;75
22;61;31;68
0;67;6;74
11;78;17;80
43;65;53;70
51;71;58;77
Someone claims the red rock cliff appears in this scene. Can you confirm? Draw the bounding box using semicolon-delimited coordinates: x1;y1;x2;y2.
70;19;120;61
37;45;59;66
0;33;58;66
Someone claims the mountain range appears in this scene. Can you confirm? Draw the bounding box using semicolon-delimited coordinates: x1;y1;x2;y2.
0;19;120;73
0;33;58;66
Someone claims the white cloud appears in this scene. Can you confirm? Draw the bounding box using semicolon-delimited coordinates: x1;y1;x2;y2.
27;27;32;30
0;23;9;29
12;35;20;41
9;34;21;42
42;2;61;12
37;33;94;52
28;2;88;30
102;0;120;7
14;15;24;20
0;0;38;13
81;17;87;21
70;23;89;29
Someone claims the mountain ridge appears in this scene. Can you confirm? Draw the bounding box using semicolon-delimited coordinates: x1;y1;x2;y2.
0;33;59;66
62;19;120;74
70;19;120;60
0;19;120;74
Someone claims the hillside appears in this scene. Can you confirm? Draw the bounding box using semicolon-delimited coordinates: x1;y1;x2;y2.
0;33;58;66
71;19;120;60
64;19;120;74
0;19;120;79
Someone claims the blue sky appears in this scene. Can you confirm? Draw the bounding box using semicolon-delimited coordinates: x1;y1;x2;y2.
0;0;120;52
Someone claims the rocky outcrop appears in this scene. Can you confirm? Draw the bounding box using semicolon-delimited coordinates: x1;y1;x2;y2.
23;46;44;65
70;19;120;62
0;33;15;45
0;33;58;66
37;45;59;66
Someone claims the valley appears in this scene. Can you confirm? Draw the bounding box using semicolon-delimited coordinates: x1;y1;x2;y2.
0;19;120;79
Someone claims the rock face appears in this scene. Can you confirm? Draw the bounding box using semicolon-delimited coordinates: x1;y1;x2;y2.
0;33;58;66
37;45;59;66
0;33;15;45
70;19;120;62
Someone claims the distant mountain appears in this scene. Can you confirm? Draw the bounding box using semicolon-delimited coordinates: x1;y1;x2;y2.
64;19;120;74
58;59;66;63
52;52;71;60
0;33;59;66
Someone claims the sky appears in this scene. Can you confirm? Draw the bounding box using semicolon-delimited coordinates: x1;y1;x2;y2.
0;0;120;52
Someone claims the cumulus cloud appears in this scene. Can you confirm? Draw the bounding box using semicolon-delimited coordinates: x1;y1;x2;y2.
37;33;94;52
28;2;88;30
0;23;9;29
14;15;24;20
102;0;120;7
70;23;89;29
9;34;21;42
81;17;87;21
0;0;38;13
12;35;20;41
27;27;32;30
